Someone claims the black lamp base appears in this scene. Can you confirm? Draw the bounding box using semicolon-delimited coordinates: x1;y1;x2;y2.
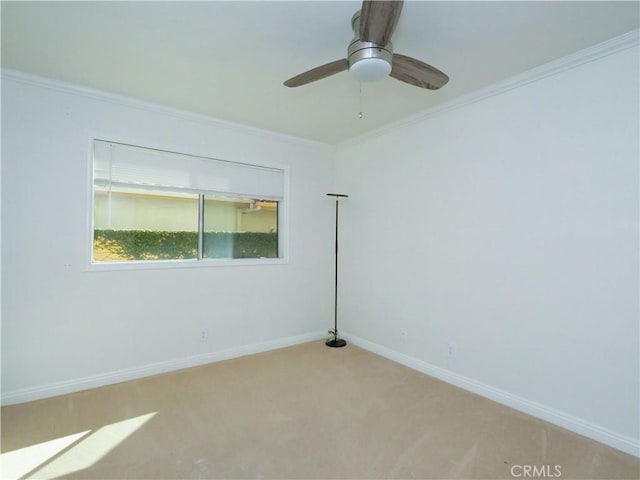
326;338;347;348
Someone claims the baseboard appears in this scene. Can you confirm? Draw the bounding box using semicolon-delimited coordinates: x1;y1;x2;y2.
1;331;326;406
342;332;640;458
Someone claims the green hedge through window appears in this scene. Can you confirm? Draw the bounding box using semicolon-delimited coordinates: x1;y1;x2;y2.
94;230;278;261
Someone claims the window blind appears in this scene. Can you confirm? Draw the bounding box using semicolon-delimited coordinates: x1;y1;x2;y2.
93;140;285;200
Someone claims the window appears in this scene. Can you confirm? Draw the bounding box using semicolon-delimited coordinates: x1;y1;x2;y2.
202;196;278;259
91;140;285;265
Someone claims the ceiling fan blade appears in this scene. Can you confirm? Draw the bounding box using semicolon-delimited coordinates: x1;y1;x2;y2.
359;0;403;46
284;59;349;87
390;54;449;90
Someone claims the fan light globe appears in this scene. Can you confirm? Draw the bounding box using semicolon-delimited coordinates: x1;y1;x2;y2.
349;57;392;82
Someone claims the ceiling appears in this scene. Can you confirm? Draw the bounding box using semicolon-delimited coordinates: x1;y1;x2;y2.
2;1;638;144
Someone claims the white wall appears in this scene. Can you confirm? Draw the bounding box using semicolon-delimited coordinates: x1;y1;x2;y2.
2;37;638;457
335;44;639;454
1;74;335;401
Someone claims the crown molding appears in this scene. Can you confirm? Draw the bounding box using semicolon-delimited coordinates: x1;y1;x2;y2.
3;29;637;150
0;68;333;151
336;28;640;150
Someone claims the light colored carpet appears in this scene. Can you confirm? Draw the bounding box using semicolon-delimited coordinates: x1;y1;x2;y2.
1;342;638;479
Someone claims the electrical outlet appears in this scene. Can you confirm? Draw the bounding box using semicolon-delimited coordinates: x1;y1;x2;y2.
200;329;209;342
447;341;457;358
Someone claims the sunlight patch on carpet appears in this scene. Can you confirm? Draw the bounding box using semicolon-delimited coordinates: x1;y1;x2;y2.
1;412;157;479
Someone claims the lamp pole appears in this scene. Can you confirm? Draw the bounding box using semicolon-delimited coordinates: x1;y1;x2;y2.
326;193;348;348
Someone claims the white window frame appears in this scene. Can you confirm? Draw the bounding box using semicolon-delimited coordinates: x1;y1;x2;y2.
86;138;289;271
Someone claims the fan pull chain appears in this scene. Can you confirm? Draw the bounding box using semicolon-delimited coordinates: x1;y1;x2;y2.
359;82;363;119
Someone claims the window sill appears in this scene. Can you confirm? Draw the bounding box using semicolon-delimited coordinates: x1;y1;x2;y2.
85;257;288;272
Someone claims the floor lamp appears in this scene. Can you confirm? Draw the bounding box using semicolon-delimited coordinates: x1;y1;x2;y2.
326;193;348;348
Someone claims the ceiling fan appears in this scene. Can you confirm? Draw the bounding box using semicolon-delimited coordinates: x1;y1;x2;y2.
284;0;449;90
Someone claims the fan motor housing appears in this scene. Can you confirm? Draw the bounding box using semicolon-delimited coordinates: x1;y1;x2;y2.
347;39;393;67
347;40;393;81
348;11;393;80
